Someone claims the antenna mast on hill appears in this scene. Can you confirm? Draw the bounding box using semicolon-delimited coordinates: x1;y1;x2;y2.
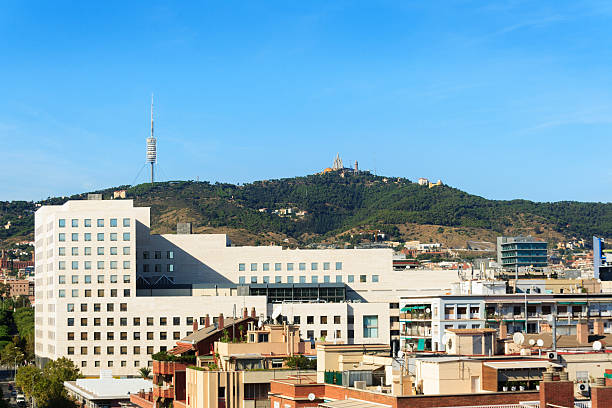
146;94;157;184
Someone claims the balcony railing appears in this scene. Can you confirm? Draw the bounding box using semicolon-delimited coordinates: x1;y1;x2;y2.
153;386;174;399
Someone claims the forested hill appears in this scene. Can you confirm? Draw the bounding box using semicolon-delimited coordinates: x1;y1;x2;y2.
1;172;611;247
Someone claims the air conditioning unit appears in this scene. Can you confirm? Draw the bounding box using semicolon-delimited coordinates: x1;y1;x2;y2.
575;383;590;396
547;351;558;360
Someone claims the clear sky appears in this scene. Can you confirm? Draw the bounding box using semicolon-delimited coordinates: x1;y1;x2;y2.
1;1;611;203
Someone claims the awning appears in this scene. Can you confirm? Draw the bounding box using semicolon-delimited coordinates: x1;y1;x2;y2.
484;361;562;370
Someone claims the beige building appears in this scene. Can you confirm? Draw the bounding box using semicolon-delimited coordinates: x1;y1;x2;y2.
36;199;452;377
414;356;483;395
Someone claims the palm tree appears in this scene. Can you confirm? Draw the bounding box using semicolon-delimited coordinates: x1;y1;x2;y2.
138;367;151;379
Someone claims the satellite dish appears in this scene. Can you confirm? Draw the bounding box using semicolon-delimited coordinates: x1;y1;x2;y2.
513;332;525;345
425;308;431;313
536;339;544;347
593;341;603;351
308;393;315;401
257;319;263;328
528;339;536;346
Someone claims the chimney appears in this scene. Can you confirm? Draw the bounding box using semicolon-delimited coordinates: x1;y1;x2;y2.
591;383;612;408
498;321;507;340
204;314;210;328
594;318;605;336
243;307;248;319
539;371;574;408
577;319;589;344
251;307;256;318
192;318;198;332
218;313;224;330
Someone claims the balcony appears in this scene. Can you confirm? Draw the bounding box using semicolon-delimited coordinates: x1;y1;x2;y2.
153;386;174;399
399;313;431;321
153;360;188;376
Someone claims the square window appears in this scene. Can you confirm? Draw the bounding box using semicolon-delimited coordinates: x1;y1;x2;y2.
84;261;91;270
134;332;141;340
147;317;154;326
160;317;167;326
123;218;130;227
250;263;257;271
334;316;341;324
154;264;161;272
107;332;114;340
98;289;104;297
275;263;282;271
311;262;318;270
59;261;66;270
348;275;354;283
84;233;91;241
173;317;180;325
94;318;100;326
372;275;379;282
110;233;117;241
167;251;174;259
58;233;66;242
94;332;101;340
275;276;282;283
120;303;127;312
287;263;294;271
174;332;180;340
58;275;66;283
107;318;114;326
134;346;140;354
307;316;314;324
110;275;117;283
123;261;130;269
97;275;104;283
360;275;367;283
72;275;78;284
94;303;100;312
67;318;74;326
147;332;154;340
299;263;306;271
71;247;78;256
299;276;306;283
111;289;117;297
110;261;117;269
323;262;330;270
336;275;342;283
84;275;91;284
84;219;91;227
67;303;74;312
71;233;78;241
72;289;79;297
67;332;74;340
72;219;78;227
143;251;150;259
58;290;66;298
97;219;104;227
123;247;130;255
263;276;270;284
84;247;92;255
123;275;131;283
85;289;92;297
263;263;269;271
323;275;330;283
97;233;104;241
59;219;66;228
320;316;327;324
110;218;117;227
133;317;140;326
335;262;342;270
155;251;161;259
110;247;118;255
239;276;245;284
123;232;130;241
287;276;294;283
71;261;78;270
58;247;66;256
80;317;87;326
250;276;257;284
107;346;114;355
311;276;318;283
107;303;114;312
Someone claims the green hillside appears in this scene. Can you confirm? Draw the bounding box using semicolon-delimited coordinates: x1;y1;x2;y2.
1;172;611;248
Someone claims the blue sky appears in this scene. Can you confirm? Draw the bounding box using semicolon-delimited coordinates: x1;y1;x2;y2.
1;1;611;203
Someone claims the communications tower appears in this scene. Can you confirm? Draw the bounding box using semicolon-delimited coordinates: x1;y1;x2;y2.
146;94;157;184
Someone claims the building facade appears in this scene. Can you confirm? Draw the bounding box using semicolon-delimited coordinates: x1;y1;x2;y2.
497;236;548;271
34;199;453;376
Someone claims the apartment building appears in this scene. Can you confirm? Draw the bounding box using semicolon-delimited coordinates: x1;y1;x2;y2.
399;292;612;353
35;199;458;376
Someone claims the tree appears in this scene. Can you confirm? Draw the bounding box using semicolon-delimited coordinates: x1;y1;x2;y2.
16;358;81;408
139;367;151;379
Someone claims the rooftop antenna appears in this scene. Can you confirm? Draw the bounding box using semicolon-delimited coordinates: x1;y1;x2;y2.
146;94;157;184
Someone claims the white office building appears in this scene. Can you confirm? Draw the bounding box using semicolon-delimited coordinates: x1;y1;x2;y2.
35;198;458;376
